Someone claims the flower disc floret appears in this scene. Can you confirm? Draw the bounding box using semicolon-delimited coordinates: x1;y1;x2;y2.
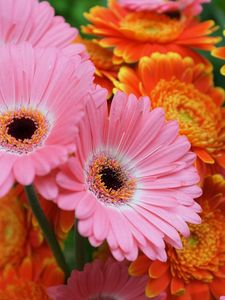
119;12;185;43
0;108;50;154
87;154;136;205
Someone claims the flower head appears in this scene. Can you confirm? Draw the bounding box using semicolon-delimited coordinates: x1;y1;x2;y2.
212;30;225;75
48;258;164;300
129;174;225;299
0;43;94;196
82;0;219;63
118;0;210;16
115;52;225;170
55;87;201;262
0;0;85;54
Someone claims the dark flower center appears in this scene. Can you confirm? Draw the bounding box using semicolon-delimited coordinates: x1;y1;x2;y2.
100;167;124;190
7;117;37;141
165;10;181;19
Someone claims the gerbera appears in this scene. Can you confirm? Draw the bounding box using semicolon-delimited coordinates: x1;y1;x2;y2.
48;258;165;300
75;36;119;97
212;30;225;75
82;0;219;64
55;87;201;262
0;0;84;54
118;0;210;15
115;52;225;171
129;174;225;299
0;43;94;197
0;255;64;300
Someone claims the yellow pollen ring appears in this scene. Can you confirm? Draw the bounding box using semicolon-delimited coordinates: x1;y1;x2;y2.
87;154;136;205
168;211;225;283
151;78;223;151
120;11;185;43
0;108;49;154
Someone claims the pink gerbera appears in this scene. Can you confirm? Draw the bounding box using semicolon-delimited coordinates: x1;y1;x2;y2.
118;0;210;15
0;0;84;54
48;258;166;300
55;89;202;262
0;43;94;197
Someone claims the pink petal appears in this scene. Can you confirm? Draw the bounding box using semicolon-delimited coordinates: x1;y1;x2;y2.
13;156;35;185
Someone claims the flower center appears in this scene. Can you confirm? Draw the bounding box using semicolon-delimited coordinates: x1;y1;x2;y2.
7;117;37;141
0;281;51;300
0;194;26;268
87;154;136;205
0;108;50;154
168;209;225;283
150;78;223;152
100;167;124;190
120;12;185;43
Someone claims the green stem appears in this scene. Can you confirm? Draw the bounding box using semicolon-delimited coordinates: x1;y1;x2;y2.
24;185;70;279
74;220;86;271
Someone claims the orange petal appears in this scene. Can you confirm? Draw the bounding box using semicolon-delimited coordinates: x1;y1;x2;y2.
216;154;225;168
41;264;64;287
194;148;215;164
59;210;74;234
210;277;225;298
129;255;151;276
145;271;170;298
212;46;225;60
170;277;185;296
19;257;33;280
187;281;211;300
148;260;169;279
0;265;18;288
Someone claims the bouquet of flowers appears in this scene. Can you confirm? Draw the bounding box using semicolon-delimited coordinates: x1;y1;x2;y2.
0;0;225;299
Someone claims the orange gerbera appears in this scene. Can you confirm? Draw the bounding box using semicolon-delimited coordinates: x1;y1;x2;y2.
76;36;119;97
212;30;225;75
129;174;225;299
82;0;220;64
115;52;225;172
0;254;64;300
0;184;74;270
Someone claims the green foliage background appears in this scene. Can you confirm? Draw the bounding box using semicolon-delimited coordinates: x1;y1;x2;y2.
46;0;225;86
